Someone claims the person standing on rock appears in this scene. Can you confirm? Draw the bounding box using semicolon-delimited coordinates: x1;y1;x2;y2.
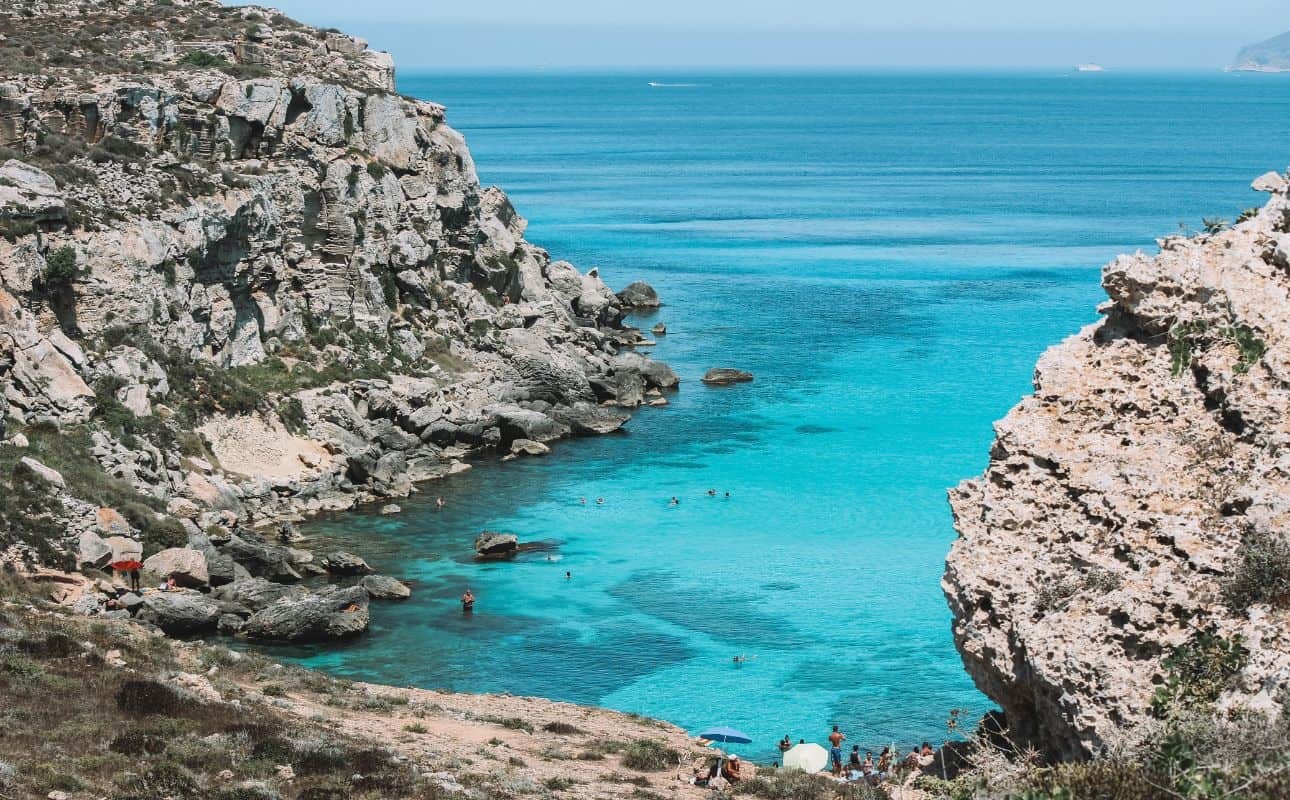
828;725;847;776
461;589;475;613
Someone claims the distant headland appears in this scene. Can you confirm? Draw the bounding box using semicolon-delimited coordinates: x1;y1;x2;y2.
1230;30;1290;72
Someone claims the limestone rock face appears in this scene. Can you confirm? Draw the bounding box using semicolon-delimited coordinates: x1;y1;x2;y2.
137;591;221;635
945;173;1290;759
0;0;675;563
142;547;210;588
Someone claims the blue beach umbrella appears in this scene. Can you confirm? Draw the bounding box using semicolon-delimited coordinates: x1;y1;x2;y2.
696;726;752;744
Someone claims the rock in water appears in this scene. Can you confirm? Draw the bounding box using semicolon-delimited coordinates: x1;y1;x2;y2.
361;575;412;600
474;531;519;558
243;586;370;642
616;280;660;308
651;323;667;336
701;368;754;385
213;577;307;612
321;551;374;576
136;592;221;635
510;439;551;457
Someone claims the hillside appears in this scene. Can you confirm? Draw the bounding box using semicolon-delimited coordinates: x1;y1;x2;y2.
1231;31;1290;72
0;0;675;614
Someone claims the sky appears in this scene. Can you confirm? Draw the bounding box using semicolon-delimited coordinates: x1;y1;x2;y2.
246;1;1288;70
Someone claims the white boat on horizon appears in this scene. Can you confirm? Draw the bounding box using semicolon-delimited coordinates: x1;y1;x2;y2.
1076;63;1105;72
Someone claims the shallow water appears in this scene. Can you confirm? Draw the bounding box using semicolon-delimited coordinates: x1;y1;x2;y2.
274;72;1290;759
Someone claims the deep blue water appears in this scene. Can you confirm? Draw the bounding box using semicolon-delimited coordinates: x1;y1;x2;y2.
279;73;1290;759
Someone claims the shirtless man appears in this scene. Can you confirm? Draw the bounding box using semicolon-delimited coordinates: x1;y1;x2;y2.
461;589;475;612
828;725;846;776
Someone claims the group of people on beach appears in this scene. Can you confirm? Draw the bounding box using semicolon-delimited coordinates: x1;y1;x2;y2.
774;726;937;785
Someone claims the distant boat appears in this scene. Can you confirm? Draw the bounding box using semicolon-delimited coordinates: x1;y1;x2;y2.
648;81;702;87
1076;64;1105;72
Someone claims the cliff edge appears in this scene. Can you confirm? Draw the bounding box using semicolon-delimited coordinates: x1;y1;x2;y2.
945;173;1290;759
0;0;674;584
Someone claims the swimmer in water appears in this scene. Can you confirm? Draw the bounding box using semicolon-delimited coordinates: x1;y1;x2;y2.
565;571;572;580
596;497;605;505
436;497;445;510
669;496;679;506
461;589;475;612
707;489;717;497
579;497;586;505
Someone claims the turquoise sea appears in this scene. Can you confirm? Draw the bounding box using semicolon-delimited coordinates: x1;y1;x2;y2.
278;73;1290;760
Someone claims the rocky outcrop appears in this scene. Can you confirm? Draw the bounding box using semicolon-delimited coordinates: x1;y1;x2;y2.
617;280;660;308
136;590;221;635
0;0;676;576
945;172;1290;760
701;368;754;385
361;574;411;600
474;531;518;558
243;585;369;642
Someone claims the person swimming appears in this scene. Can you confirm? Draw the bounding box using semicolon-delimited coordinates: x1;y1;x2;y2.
596;497;605;505
436;496;445;510
461;589;475;612
707;489;717;496
565;571;572;580
669;496;679;505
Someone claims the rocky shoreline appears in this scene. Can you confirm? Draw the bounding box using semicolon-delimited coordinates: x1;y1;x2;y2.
0;0;677;644
945;170;1290;760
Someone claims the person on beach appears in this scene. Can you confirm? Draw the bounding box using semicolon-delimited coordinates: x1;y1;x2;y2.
849;745;862;769
862;751;875;774
876;746;892;779
828;725;846;776
720;754;742;784
778;735;793;755
129;568;140;592
461;589;475;612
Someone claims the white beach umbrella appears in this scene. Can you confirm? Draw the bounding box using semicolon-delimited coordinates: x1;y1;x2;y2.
782;743;829;773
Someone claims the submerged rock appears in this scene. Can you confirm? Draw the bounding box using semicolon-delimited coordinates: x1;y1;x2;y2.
701;368;754;385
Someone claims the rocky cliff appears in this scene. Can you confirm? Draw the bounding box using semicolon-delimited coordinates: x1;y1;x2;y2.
945;174;1290;759
0;2;674;598
1231;31;1290;73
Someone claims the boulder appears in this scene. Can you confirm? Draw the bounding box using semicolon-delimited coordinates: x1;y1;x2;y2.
611;352;679;390
212;577;307;612
18;457;64;489
651;323;667;336
553;404;631;436
104;536;143;562
510;438;550;457
702;368;755;385
77;531;113;568
321;551;373;576
486;404;566;444
616;280;660;308
243;586;370;642
360;574;412;600
142;548;209;588
221;534;301;582
0;159;65;222
136;591;221;635
474;531;518;558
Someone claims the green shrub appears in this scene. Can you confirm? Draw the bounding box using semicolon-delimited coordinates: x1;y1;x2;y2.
620;739;679;772
366;161;387;181
178;50;228;68
1224;528;1290;610
1225;324;1266;374
542;721;585;736
1151;630;1247;719
43;246;79;287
